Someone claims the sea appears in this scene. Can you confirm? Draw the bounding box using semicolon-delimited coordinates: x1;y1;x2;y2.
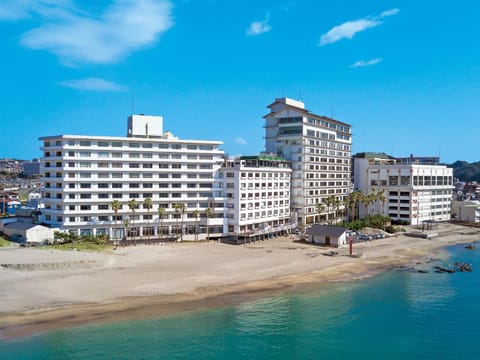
1;243;479;359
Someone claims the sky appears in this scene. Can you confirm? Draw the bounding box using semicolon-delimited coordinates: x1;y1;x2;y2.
0;0;479;163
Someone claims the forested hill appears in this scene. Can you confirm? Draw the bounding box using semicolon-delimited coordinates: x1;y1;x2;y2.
450;161;480;182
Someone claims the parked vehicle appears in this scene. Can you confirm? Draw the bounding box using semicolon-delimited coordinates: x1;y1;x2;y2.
358;234;372;241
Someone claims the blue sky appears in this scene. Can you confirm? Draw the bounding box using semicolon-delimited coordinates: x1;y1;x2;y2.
0;0;479;163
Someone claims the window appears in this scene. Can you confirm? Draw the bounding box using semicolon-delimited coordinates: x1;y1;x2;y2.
79;140;91;146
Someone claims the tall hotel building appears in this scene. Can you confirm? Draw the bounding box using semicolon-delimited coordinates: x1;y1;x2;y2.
264;98;352;227
39;115;225;240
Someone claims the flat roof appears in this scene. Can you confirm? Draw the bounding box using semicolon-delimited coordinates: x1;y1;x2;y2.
39;134;223;145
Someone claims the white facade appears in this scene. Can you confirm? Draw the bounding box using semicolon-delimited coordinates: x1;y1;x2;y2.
453;201;480;223
2;223;54;244
264;98;352;227
220;156;295;239
39;115;226;240
354;154;453;225
127;115;163;138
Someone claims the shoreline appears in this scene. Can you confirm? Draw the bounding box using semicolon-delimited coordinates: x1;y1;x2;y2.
1;224;478;340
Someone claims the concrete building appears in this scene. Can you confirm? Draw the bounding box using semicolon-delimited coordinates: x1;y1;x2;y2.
39;114;226;241
22;159;41;176
452;200;480;223
221;155;295;242
353;153;453;225
264;98;352;228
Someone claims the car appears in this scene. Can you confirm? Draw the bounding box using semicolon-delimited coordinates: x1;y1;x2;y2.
358;234;372;241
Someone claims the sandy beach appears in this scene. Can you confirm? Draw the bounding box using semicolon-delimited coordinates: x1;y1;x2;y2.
1;224;479;339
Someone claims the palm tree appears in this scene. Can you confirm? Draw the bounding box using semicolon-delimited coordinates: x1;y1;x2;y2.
205;207;212;241
375;190;386;215
173;203;186;241
325;195;336;225
128;199;138;246
192;209;200;241
315;202;325;224
123;218;129;247
333;197;341;224
110;200;121;247
158;206;166;243
143;197;153;244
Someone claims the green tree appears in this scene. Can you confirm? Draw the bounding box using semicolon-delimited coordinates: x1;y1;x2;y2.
158;206;166;243
128;199;138;246
325;195;336;225
173;203;186;241
315;202;325;224
192;209;200;241
143;197;153;244
123;218;129;247
111;200;121;247
205;207;213;241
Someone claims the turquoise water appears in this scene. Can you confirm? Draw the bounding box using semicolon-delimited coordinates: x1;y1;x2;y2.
1;244;480;359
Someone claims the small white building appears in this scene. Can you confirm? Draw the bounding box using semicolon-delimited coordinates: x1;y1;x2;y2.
452;200;480;223
2;223;54;244
306;224;348;247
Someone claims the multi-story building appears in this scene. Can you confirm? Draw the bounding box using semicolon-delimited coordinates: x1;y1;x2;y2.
264;98;352;227
39;115;226;240
221;155;294;241
22;159;41;176
353;152;453;225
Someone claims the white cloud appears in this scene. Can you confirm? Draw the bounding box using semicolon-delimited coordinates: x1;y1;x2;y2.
320;19;381;46
60;77;127;91
235;137;247;145
319;8;399;46
349;58;382;68
0;0;75;21
0;0;32;20
246;14;271;36
4;0;173;65
380;8;400;18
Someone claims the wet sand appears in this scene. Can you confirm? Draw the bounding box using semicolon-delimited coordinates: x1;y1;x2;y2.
1;224;478;339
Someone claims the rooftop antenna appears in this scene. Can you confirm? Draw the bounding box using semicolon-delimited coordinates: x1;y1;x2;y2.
131;82;135;115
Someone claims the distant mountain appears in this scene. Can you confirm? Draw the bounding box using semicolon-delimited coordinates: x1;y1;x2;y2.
450;160;480;182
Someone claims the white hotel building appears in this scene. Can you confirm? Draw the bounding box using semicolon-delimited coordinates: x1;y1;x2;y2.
39;115;226;240
221;155;294;241
264;98;352;227
353;153;453;225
